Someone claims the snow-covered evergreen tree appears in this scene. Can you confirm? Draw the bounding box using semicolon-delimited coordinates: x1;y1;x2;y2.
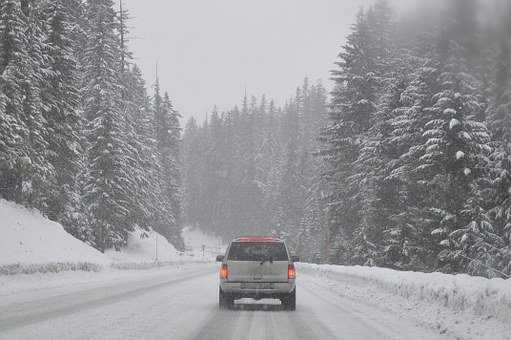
416;7;493;273
0;0;182;253
183;117;203;228
277;96;305;249
323;7;381;264
82;0;132;250
40;0;83;232
385;63;443;270
0;0;26;203
297;82;328;262
153;78;184;250
482;10;511;277
20;0;56;211
120;65;156;232
0;0;52;211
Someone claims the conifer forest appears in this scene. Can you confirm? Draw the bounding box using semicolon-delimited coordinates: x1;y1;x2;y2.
2;0;511;279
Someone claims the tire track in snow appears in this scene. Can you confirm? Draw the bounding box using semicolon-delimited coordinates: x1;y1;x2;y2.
189;295;336;339
0;269;211;332
187;307;243;340
299;272;448;340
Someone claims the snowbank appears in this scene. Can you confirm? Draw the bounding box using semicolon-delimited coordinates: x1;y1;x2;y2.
0;200;225;275
301;263;511;325
0;199;109;274
105;227;181;265
0;263;215;298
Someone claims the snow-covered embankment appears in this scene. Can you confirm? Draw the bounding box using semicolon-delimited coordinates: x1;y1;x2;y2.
301;263;511;335
0;200;109;275
0;199;223;275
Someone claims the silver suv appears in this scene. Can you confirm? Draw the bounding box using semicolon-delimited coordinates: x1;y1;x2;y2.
216;237;298;310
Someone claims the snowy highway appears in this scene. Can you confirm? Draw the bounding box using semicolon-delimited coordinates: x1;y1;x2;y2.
0;264;453;340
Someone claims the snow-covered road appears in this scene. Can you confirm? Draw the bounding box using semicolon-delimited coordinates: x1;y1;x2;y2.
0;264;453;340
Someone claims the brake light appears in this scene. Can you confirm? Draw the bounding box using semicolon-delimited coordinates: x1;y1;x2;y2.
220;264;229;280
236;236;280;242
288;264;296;280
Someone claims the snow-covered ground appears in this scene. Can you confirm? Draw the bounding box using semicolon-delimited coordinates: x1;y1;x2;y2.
300;263;511;340
3;263;507;340
182;226;225;261
106;227;224;266
2;199;510;338
106;227;181;265
0;199;224;274
0;200;110;270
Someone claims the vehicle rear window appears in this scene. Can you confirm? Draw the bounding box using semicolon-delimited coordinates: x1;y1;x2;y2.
227;242;288;261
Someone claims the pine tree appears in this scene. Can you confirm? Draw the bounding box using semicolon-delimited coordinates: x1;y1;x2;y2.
121;65;158;232
41;0;83;231
298;82;328;262
323;8;379;264
385;62;442;270
20;0;56;211
165;92;183;231
0;0;51;210
153;78;184;250
183;117;202;228
481;10;511;277
82;0;132;251
418;37;492;273
259;100;283;234
0;3;25;202
349;0;398;265
277;94;306;250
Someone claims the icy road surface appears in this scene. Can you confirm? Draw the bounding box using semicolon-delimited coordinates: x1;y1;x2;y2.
0;264;452;340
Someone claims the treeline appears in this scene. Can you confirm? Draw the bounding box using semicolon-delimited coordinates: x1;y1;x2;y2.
0;0;183;251
322;0;511;277
183;81;327;262
185;0;511;278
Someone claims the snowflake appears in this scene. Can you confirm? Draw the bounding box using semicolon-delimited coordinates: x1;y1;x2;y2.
431;228;446;236
449;118;461;130
440;239;450;247
444;108;457;116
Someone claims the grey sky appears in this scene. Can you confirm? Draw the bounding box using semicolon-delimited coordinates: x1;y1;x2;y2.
124;0;390;122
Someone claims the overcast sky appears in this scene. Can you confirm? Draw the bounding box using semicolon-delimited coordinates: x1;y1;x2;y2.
124;0;394;122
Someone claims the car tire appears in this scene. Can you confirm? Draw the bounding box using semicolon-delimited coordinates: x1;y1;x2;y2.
282;289;296;311
219;288;233;309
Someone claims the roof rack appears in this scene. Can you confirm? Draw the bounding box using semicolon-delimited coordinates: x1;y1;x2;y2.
234;236;282;242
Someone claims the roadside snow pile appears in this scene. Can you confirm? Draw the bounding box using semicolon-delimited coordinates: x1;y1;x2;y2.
301;264;511;325
0;200;224;275
0;199;109;274
105;227;183;267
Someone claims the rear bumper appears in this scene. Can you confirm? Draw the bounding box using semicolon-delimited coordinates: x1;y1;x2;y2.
220;280;295;299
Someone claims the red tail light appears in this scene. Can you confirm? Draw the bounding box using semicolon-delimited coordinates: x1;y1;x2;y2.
220;264;229;280
288;264;296;280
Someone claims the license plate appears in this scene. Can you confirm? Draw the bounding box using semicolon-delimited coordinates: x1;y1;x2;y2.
241;282;274;289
